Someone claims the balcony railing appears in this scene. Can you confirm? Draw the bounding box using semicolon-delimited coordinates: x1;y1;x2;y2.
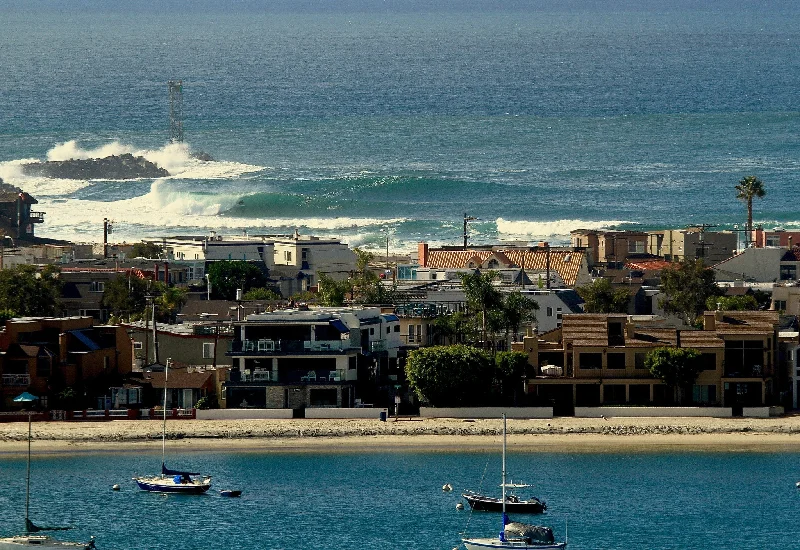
28;211;45;223
2;374;31;386
235;369;346;384
229;339;352;354
723;364;772;378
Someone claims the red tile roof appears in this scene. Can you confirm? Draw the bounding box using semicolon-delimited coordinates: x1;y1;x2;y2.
424;248;586;286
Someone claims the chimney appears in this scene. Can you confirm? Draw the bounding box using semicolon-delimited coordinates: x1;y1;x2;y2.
703;312;716;331
789;236;793;249
625;322;635;340
418;242;429;267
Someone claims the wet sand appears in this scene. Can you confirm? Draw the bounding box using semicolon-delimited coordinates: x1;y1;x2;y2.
2;416;800;455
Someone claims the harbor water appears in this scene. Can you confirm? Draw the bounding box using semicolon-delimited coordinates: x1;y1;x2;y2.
1;449;799;549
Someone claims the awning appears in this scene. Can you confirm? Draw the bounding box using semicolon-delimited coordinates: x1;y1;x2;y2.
329;319;350;333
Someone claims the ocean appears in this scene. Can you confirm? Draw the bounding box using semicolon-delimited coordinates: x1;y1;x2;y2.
0;448;799;549
1;0;799;254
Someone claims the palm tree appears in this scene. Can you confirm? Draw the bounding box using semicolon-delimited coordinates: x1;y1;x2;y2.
735;176;766;247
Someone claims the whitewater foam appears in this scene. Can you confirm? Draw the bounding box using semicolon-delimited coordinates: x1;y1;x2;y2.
495;217;630;242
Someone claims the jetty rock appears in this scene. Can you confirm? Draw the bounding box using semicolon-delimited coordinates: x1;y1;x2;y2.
22;153;170;180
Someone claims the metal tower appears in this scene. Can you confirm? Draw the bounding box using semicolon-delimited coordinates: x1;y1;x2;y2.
168;80;184;143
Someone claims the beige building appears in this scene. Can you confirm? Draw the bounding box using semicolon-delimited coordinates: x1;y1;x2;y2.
570;230;649;268
647;228;737;263
523;311;780;413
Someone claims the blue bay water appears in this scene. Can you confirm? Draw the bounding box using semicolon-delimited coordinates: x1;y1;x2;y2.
1;1;799;250
1;449;799;549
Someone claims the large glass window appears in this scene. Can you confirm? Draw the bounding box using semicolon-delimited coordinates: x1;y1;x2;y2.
606;353;626;369
579;353;602;369
724;340;764;376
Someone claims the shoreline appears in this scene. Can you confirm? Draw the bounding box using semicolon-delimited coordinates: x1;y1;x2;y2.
2;417;800;455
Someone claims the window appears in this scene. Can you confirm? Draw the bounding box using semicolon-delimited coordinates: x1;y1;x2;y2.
408;325;415;342
700;353;717;370
780;265;797;280
692;384;717;404
766;236;781;246
386;327;390;334
606;353;626;369
284;250;292;262
724;340;764;376
634;353;647;369
393;325;400;332
556;308;562;320
133;341;143;350
36;356;51;377
774;300;787;311
628;241;645;254
417;325;422;339
546;307;553;317
370;328;374;335
579;352;602;369
203;342;214;359
90;281;105;292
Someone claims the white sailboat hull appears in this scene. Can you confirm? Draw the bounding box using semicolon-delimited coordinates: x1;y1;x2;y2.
463;538;566;550
0;536;91;549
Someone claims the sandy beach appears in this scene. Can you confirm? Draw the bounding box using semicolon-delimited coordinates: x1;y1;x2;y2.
2;416;800;455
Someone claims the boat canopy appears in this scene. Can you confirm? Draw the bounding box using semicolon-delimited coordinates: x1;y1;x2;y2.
162;463;201;476
504;523;555;544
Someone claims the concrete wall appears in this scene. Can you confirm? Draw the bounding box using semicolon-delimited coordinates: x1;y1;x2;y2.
305;407;388;419
574;407;733;418
742;406;784;418
419;407;553;419
196;408;293;420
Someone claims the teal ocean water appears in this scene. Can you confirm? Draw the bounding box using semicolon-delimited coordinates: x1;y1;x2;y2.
1;449;799;549
1;0;799;252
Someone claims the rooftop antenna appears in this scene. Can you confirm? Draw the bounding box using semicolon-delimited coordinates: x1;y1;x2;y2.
168;80;184;143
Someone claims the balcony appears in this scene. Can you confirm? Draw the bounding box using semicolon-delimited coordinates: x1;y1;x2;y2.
2;374;31;386
723;364;771;378
28;211;45;223
234;369;346;385
229;339;351;355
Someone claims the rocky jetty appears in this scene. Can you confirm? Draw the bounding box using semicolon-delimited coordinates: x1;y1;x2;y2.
22;153;170;180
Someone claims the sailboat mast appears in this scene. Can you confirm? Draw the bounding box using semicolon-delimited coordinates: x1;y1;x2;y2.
502;414;507;519
25;412;31;527
162;359;169;474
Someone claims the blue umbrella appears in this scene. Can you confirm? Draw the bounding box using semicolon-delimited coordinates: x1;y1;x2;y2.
13;392;38;403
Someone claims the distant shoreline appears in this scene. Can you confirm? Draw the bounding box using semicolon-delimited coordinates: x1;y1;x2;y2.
1;417;800;456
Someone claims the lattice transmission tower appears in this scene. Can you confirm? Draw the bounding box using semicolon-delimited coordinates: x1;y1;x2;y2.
168;80;184;143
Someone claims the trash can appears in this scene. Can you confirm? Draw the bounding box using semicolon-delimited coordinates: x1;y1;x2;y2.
379;411;387;422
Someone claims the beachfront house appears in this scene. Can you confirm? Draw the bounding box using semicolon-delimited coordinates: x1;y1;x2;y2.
0;317;133;410
522;311;781;415
224;306;400;411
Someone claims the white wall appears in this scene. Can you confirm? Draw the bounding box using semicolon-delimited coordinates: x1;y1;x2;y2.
574;407;732;418
305;407;388;419
419;407;553;419
197;408;293;420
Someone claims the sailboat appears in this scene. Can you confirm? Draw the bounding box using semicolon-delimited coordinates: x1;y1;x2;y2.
133;359;211;494
462;415;566;550
0;393;96;549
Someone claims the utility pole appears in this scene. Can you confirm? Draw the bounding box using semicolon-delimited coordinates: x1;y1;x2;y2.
103;218;110;259
463;213;477;249
691;223;717;260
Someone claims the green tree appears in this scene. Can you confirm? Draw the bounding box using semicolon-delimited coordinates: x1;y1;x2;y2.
101;273;151;319
0;264;62;316
501;291;539;341
704;294;758;312
317;273;349;306
206;261;267;300
154;283;188;323
430;311;469;345
243;287;282;301
735;176;766;246
645;347;703;404
659;259;721;326
576;278;630;313
495;350;530;403
461;271;503;348
405;345;493;407
131;241;164;258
